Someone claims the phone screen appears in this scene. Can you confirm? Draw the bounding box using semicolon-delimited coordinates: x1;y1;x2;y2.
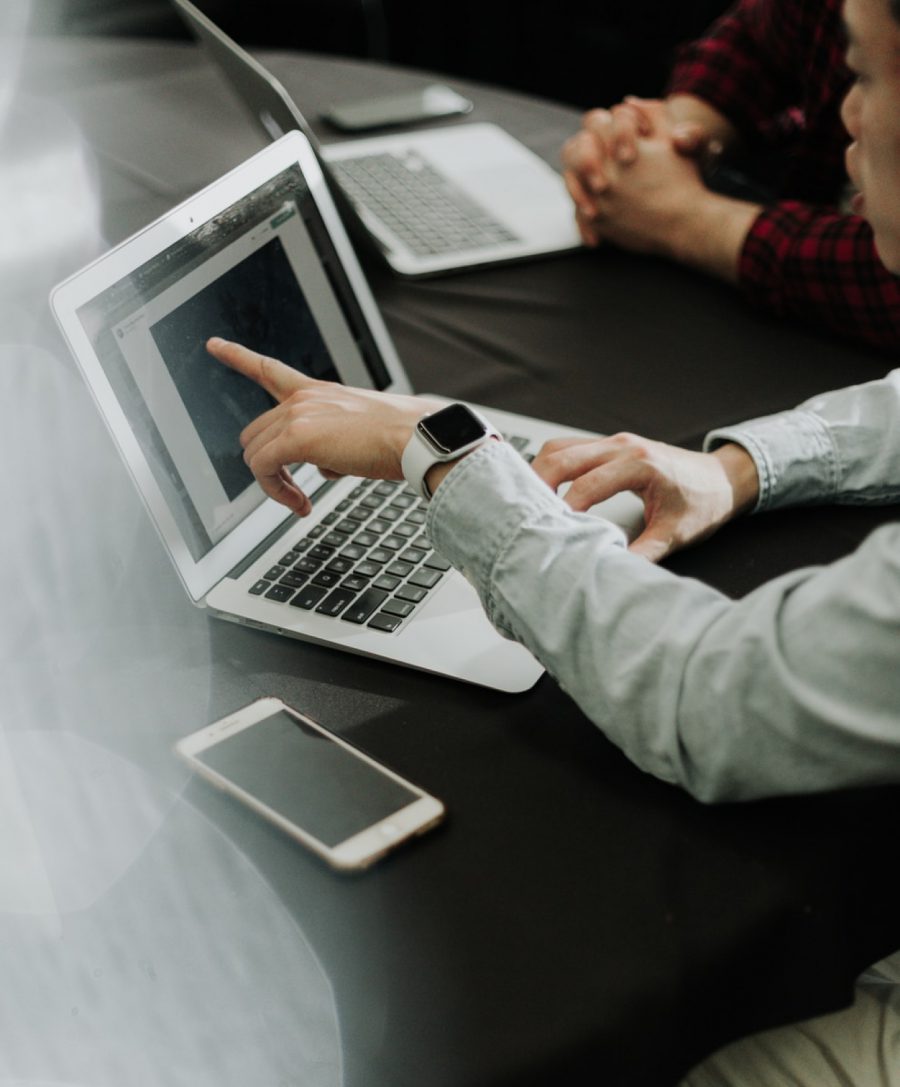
196;709;418;846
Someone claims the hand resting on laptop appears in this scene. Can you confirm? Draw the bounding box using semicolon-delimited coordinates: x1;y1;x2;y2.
207;336;759;563
531;434;758;562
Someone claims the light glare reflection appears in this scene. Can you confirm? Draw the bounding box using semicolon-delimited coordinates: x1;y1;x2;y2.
0;0;30;128
0;139;99;272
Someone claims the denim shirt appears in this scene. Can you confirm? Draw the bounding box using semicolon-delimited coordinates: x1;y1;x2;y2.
427;370;900;802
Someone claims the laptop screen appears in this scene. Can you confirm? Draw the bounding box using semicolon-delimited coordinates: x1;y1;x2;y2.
74;163;391;563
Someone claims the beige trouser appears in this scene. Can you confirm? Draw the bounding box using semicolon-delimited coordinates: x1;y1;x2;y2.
681;952;900;1087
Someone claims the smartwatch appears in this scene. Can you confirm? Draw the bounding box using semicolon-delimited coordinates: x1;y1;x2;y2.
401;403;500;501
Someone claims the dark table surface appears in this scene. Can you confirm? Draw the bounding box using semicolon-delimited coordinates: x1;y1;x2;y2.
3;36;898;1087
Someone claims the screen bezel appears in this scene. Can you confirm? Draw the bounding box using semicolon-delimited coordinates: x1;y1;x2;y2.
175;697;444;870
50;132;412;603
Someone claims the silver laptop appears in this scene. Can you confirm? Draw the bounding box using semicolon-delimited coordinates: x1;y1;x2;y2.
170;0;581;277
51;133;641;691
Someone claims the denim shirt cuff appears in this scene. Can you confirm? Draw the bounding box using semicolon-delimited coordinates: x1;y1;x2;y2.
704;409;840;512
425;441;578;631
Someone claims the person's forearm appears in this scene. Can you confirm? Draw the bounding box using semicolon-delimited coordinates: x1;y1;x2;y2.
711;442;760;515
666;191;761;284
737;205;900;351
425;459;460;497
427;443;900;802
650;96;756;283
667;0;806;135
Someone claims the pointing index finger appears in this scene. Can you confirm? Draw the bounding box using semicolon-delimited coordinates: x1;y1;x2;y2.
206;337;308;403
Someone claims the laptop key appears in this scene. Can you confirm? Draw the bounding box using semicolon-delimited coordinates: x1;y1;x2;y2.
341;574;370;593
423;553;452;571
316;588;357;617
279;572;309;589
386;560;414;578
342;588;389;624
264;565;286;580
409;567;444;589
395;584;427;603
368;612;403;633
289;585;328;610
249;579;270;595
373;574;401;592
325;557;354;575
264;584;295;603
311;570;341;588
399;547;427;564
381;598;415;618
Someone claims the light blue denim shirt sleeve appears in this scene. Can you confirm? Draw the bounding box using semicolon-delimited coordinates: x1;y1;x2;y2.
704;367;900;511
426;429;900;803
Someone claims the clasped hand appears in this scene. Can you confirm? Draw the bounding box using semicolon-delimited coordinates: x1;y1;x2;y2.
561;96;715;253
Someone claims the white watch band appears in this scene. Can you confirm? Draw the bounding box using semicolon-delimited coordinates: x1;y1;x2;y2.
401;406;498;501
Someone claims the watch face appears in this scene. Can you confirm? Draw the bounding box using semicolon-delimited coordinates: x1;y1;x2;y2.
419;404;487;454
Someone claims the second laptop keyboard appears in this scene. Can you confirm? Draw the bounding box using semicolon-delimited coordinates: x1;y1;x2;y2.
330;150;520;256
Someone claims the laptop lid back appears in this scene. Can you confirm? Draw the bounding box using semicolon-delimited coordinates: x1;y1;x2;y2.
172;0;318;145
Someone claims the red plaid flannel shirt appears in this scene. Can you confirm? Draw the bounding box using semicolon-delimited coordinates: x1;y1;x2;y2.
668;0;900;352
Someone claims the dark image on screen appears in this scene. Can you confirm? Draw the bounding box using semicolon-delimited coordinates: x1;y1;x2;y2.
150;234;340;501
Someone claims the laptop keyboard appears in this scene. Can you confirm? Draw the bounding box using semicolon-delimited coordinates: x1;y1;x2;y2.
329;151;521;257
248;436;532;633
248;477;451;633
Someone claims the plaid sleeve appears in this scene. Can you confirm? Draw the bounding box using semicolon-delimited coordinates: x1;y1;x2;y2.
739;204;900;352
668;0;815;137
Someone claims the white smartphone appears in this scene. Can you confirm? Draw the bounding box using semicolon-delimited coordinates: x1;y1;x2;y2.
322;83;473;132
175;697;445;870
